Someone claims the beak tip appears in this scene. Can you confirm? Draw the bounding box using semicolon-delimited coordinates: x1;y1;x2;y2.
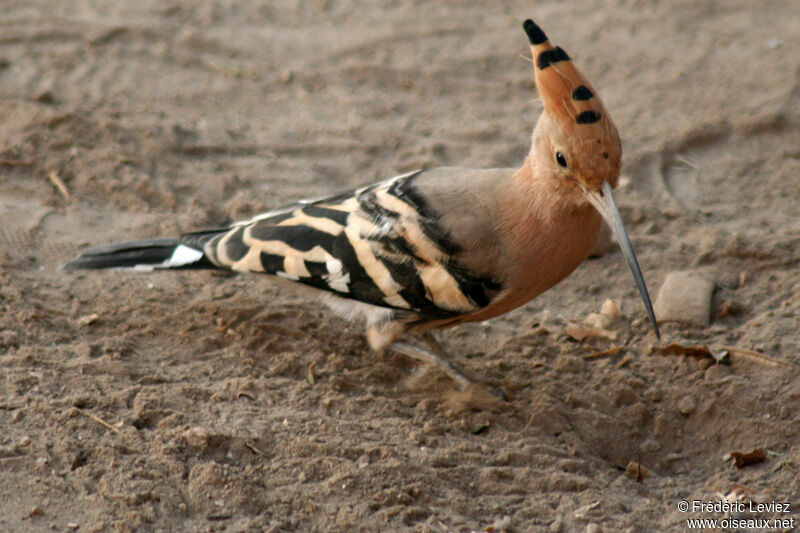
593;182;661;344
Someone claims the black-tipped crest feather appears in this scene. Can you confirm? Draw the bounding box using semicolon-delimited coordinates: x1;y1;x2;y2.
523;19;548;45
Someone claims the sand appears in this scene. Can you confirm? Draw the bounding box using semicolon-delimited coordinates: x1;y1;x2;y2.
1;1;799;531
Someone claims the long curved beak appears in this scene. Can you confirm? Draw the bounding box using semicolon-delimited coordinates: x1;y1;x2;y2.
585;181;660;339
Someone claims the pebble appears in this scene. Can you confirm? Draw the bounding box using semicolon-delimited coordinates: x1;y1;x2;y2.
644;387;663;402
640;438;662;453
586;524;603;533
600;299;621;320
183;426;210;449
677;396;696;415
19;436;31;447
584;312;612;329
584;299;621;329
653;271;714;327
488;515;513;531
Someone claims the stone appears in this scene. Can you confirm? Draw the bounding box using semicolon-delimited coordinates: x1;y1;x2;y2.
677;396;696;415
183;426;210;449
654;271;714;327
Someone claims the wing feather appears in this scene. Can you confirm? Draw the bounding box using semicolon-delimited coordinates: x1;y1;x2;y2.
204;170;502;319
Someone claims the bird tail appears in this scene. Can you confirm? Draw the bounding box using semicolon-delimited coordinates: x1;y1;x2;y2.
63;229;226;271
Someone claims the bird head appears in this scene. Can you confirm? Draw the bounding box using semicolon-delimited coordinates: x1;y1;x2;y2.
523;19;659;338
524;19;622;196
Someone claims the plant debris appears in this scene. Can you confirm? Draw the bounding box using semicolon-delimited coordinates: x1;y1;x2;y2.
717;301;741;318
76;313;99;328
713;345;800;369
565;326;617;342
651;342;730;365
583;346;623;360
616;354;633;368
46;171;70;201
472;421;490;435
0;159;33;167
625;460;653;482
728;448;767;468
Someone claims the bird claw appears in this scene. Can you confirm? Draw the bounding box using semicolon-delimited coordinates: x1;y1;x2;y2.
389;340;509;402
486;384;510;403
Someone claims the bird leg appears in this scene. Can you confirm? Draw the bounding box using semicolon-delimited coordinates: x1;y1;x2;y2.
389;340;472;390
390;332;508;400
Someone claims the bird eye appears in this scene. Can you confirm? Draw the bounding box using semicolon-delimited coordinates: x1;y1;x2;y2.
555;151;568;168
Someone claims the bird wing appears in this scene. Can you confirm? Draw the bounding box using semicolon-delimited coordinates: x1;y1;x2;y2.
202;169;504;320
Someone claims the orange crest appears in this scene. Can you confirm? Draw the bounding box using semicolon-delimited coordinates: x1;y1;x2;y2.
523;19;621;182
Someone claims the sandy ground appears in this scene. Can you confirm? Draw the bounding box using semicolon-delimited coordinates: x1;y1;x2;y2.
2;1;800;531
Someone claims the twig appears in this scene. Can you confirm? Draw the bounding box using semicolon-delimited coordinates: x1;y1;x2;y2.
714;345;800;369
616;353;633;368
675;155;698;170
244;441;265;456
82;410;121;434
729;482;761;495
583;346;623;360
47;171;70;201
0;159;33;166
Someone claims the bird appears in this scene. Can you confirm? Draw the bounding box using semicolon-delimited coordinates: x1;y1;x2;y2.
65;19;660;397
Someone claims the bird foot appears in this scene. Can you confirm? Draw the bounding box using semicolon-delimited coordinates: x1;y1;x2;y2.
389;341;509;402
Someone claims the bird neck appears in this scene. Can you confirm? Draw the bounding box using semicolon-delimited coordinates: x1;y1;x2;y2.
495;157;601;291
510;156;597;227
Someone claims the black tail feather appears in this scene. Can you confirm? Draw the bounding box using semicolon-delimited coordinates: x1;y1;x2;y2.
64;236;219;271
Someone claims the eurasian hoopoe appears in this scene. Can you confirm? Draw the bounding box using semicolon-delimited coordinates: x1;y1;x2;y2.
66;19;659;396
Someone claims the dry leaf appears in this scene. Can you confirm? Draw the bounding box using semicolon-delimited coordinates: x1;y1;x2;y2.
729;448;766;468
565;326;617;342
583;346;623;360
652;342;730;364
654;342;712;357
729;482;760;495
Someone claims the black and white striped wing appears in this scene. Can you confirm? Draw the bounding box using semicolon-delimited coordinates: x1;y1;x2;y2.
202;170;503;320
